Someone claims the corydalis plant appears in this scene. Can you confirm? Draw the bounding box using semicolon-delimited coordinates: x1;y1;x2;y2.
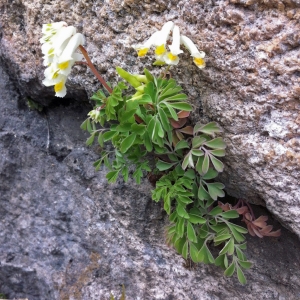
133;21;206;68
41;22;112;97
40;22;280;285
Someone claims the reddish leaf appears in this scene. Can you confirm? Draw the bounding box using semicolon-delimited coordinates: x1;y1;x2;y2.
172;131;180;147
218;202;231;212
177;110;190;118
252;216;268;228
236;206;249;215
170;118;187;128
179;126;194;135
134;114;144;124
264;229;281;237
175;130;184;141
247;224;256;237
259;225;273;234
252;227;264;238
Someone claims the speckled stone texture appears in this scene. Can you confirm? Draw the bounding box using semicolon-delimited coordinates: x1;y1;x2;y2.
1;59;300;300
1;0;298;235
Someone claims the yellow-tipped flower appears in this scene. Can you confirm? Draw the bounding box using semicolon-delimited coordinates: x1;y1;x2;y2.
164;25;183;65
132;22;206;69
153;21;174;60
132;31;161;57
41;23;85;97
180;35;206;69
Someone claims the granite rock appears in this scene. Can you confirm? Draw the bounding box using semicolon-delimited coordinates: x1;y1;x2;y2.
1;0;299;236
1;57;300;299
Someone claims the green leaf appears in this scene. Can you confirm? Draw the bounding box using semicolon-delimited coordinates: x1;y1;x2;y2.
198;182;210;201
156;160;176;171
106;170;120;183
227;223;248;234
168;102;192;111
103;131;117;141
156;118;164;138
209;206;223;216
238;242;247;250
131;123;146;135
202;154;209;174
120;133;137;153
164;103;178;120
220;238;234;255
183;169;195;179
238;260;252;269
190;242;199;263
175;139;189;151
144;68;154;82
119;109;136;123
214;234;232;243
174;236;185;254
86;133;95;146
182;240;189;259
236;247;246;261
115;123;132;132
87;118;92;133
176;204;190;219
80;119;89;130
122;166;129;182
204;137;226;149
194;122;222;136
144;81;156;103
206;183;225;200
215;254;226;269
230;227;245;243
164;94;188;102
221;210;239;219
192;136;207;148
224;262;235;277
236;265;247;284
198;244;214;264
202;168;218;180
210;149;226;157
209;154;224;172
116;67;141;88
98;132;104;147
188;209;206;224
175;217;185;237
191;149;204;156
158;107;171;132
143;132;153;152
182;152;191;170
187;222;197;243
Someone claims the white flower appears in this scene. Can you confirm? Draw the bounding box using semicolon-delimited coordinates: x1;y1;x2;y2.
132;21;174;60
164;25;183;65
40;22;67;43
53;76;68;98
132;31;161;57
153;21;174;60
180;35;206;69
41;23;85;97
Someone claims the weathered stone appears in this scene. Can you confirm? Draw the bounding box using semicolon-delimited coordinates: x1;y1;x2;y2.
1;0;299;236
1;60;300;299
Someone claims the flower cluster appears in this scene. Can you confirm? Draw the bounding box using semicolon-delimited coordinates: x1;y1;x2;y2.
40;22;85;97
133;21;205;69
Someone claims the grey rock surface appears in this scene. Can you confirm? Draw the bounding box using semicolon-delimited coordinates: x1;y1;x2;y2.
1;56;300;298
0;0;299;236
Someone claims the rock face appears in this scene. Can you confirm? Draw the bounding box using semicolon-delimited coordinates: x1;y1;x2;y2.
0;0;300;298
1;59;300;300
0;0;299;236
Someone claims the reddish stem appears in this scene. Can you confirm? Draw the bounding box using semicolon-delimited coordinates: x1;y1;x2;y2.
78;45;113;94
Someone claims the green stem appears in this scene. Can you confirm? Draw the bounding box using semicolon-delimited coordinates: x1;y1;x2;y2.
79;45;113;94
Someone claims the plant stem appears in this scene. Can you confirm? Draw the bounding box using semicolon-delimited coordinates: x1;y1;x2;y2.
79;45;113;94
